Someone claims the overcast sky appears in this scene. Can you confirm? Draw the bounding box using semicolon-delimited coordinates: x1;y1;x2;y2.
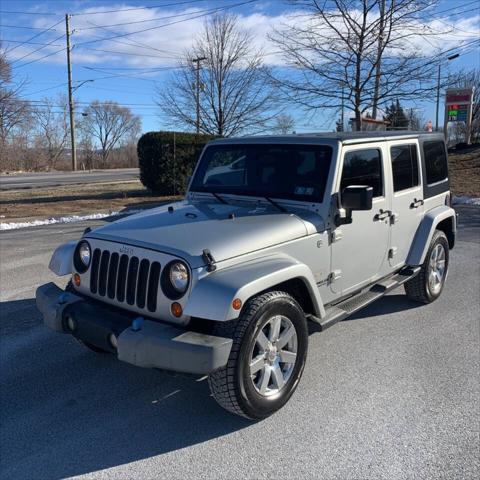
1;0;479;133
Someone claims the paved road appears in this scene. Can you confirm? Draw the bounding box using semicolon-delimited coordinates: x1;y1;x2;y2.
0;168;139;190
0;206;479;479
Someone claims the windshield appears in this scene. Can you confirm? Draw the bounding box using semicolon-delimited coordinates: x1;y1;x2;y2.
190;144;333;202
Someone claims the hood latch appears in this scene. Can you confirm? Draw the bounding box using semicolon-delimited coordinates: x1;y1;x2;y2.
202;249;217;272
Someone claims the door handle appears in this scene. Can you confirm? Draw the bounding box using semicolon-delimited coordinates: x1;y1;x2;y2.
375;209;391;221
410;198;424;209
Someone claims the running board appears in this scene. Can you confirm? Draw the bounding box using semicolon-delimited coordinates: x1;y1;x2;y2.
309;266;421;331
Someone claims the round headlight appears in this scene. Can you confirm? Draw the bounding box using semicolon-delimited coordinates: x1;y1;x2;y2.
74;240;91;273
169;262;189;293
78;241;91;267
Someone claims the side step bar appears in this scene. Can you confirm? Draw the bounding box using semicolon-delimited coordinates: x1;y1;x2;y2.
309;266;421;331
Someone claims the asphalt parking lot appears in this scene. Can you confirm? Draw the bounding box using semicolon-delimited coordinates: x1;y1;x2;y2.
0;206;479;479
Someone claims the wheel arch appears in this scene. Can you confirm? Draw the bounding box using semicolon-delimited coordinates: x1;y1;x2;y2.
406;205;456;266
184;254;325;322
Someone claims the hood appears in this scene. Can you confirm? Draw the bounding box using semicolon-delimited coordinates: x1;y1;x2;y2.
86;199;324;268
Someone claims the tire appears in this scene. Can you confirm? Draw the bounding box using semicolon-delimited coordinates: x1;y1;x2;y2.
65;281;109;354
405;230;449;303
208;291;308;420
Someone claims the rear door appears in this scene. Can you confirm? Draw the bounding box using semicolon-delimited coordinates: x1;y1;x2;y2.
388;140;424;269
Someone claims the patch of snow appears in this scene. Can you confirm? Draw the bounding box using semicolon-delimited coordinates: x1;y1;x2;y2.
0;209;143;231
452;196;480;206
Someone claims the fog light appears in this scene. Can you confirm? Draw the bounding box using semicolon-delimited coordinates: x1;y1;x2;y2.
66;315;76;331
109;333;118;349
171;302;183;317
73;273;81;287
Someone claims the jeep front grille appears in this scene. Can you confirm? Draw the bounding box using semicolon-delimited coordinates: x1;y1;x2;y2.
90;248;161;312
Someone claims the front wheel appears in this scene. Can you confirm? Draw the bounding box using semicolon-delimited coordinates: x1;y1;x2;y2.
208;291;308;420
405;230;449;303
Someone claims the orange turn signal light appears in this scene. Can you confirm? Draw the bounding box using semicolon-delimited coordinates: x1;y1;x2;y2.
73;273;81;287
232;298;242;310
171;302;183;318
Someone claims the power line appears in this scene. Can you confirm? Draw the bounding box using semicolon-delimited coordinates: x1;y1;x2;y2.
76;3;236;31
10;33;66;65
74;0;258;47
80;21;184;56
79;46;178;59
70;0;212;16
11;47;66;70
0;10;60;16
5;18;63;54
0;24;62;31
1;39;63;46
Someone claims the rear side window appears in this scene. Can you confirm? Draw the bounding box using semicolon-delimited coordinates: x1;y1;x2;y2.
340;149;383;197
423;141;448;185
390;144;419;192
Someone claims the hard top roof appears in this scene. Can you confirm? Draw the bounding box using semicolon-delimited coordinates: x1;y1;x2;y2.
210;131;444;146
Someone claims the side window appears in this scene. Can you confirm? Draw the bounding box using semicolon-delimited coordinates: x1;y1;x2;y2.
390;144;419;192
340;149;383;197
423;141;448;185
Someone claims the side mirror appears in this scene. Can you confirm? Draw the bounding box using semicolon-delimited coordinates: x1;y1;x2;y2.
335;185;373;226
341;185;373;211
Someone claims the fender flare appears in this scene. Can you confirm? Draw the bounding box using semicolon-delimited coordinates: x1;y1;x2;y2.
49;240;76;276
406;205;456;266
184;254;325;321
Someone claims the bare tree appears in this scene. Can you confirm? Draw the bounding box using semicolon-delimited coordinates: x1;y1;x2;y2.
32;95;70;170
158;13;274;136
0;43;11;90
269;0;447;131
79;101;141;167
273;113;295;134
404;107;425;131
0;43;31;152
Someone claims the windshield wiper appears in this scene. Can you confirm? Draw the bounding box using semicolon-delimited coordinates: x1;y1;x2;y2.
263;196;287;213
210;192;228;205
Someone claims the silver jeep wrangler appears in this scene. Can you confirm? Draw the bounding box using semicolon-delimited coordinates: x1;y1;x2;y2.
36;132;456;419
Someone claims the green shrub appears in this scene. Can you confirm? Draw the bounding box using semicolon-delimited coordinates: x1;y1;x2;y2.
137;131;217;195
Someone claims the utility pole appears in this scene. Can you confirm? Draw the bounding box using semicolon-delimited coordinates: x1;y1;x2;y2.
372;0;385;120
193;57;206;134
66;14;76;171
435;64;441;132
341;84;345;132
435;53;460;132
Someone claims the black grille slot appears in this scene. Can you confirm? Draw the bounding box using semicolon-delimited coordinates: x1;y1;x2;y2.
126;256;139;305
136;259;150;309
90;248;101;294
98;251;110;297
107;252;119;299
116;254;129;302
147;262;161;312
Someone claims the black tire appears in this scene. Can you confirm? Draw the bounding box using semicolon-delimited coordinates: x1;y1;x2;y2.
208;291;308;420
65;281;109;354
405;230;449;303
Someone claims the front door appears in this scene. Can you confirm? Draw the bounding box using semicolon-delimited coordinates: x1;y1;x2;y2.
331;145;391;296
387;140;424;269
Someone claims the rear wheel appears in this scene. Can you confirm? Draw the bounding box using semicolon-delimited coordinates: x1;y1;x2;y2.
405;230;449;303
208;291;308;420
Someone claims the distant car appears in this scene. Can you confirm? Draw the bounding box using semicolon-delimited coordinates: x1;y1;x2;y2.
37;132;456;419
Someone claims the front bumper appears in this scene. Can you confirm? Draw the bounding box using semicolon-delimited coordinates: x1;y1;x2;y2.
36;283;232;375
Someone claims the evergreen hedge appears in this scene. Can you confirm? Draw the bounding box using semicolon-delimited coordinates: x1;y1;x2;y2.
137;131;217;195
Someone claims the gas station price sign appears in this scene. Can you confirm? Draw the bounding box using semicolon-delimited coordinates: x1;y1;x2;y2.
448;104;469;122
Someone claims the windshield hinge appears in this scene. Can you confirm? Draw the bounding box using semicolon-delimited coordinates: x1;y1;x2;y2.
202;249;217;272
